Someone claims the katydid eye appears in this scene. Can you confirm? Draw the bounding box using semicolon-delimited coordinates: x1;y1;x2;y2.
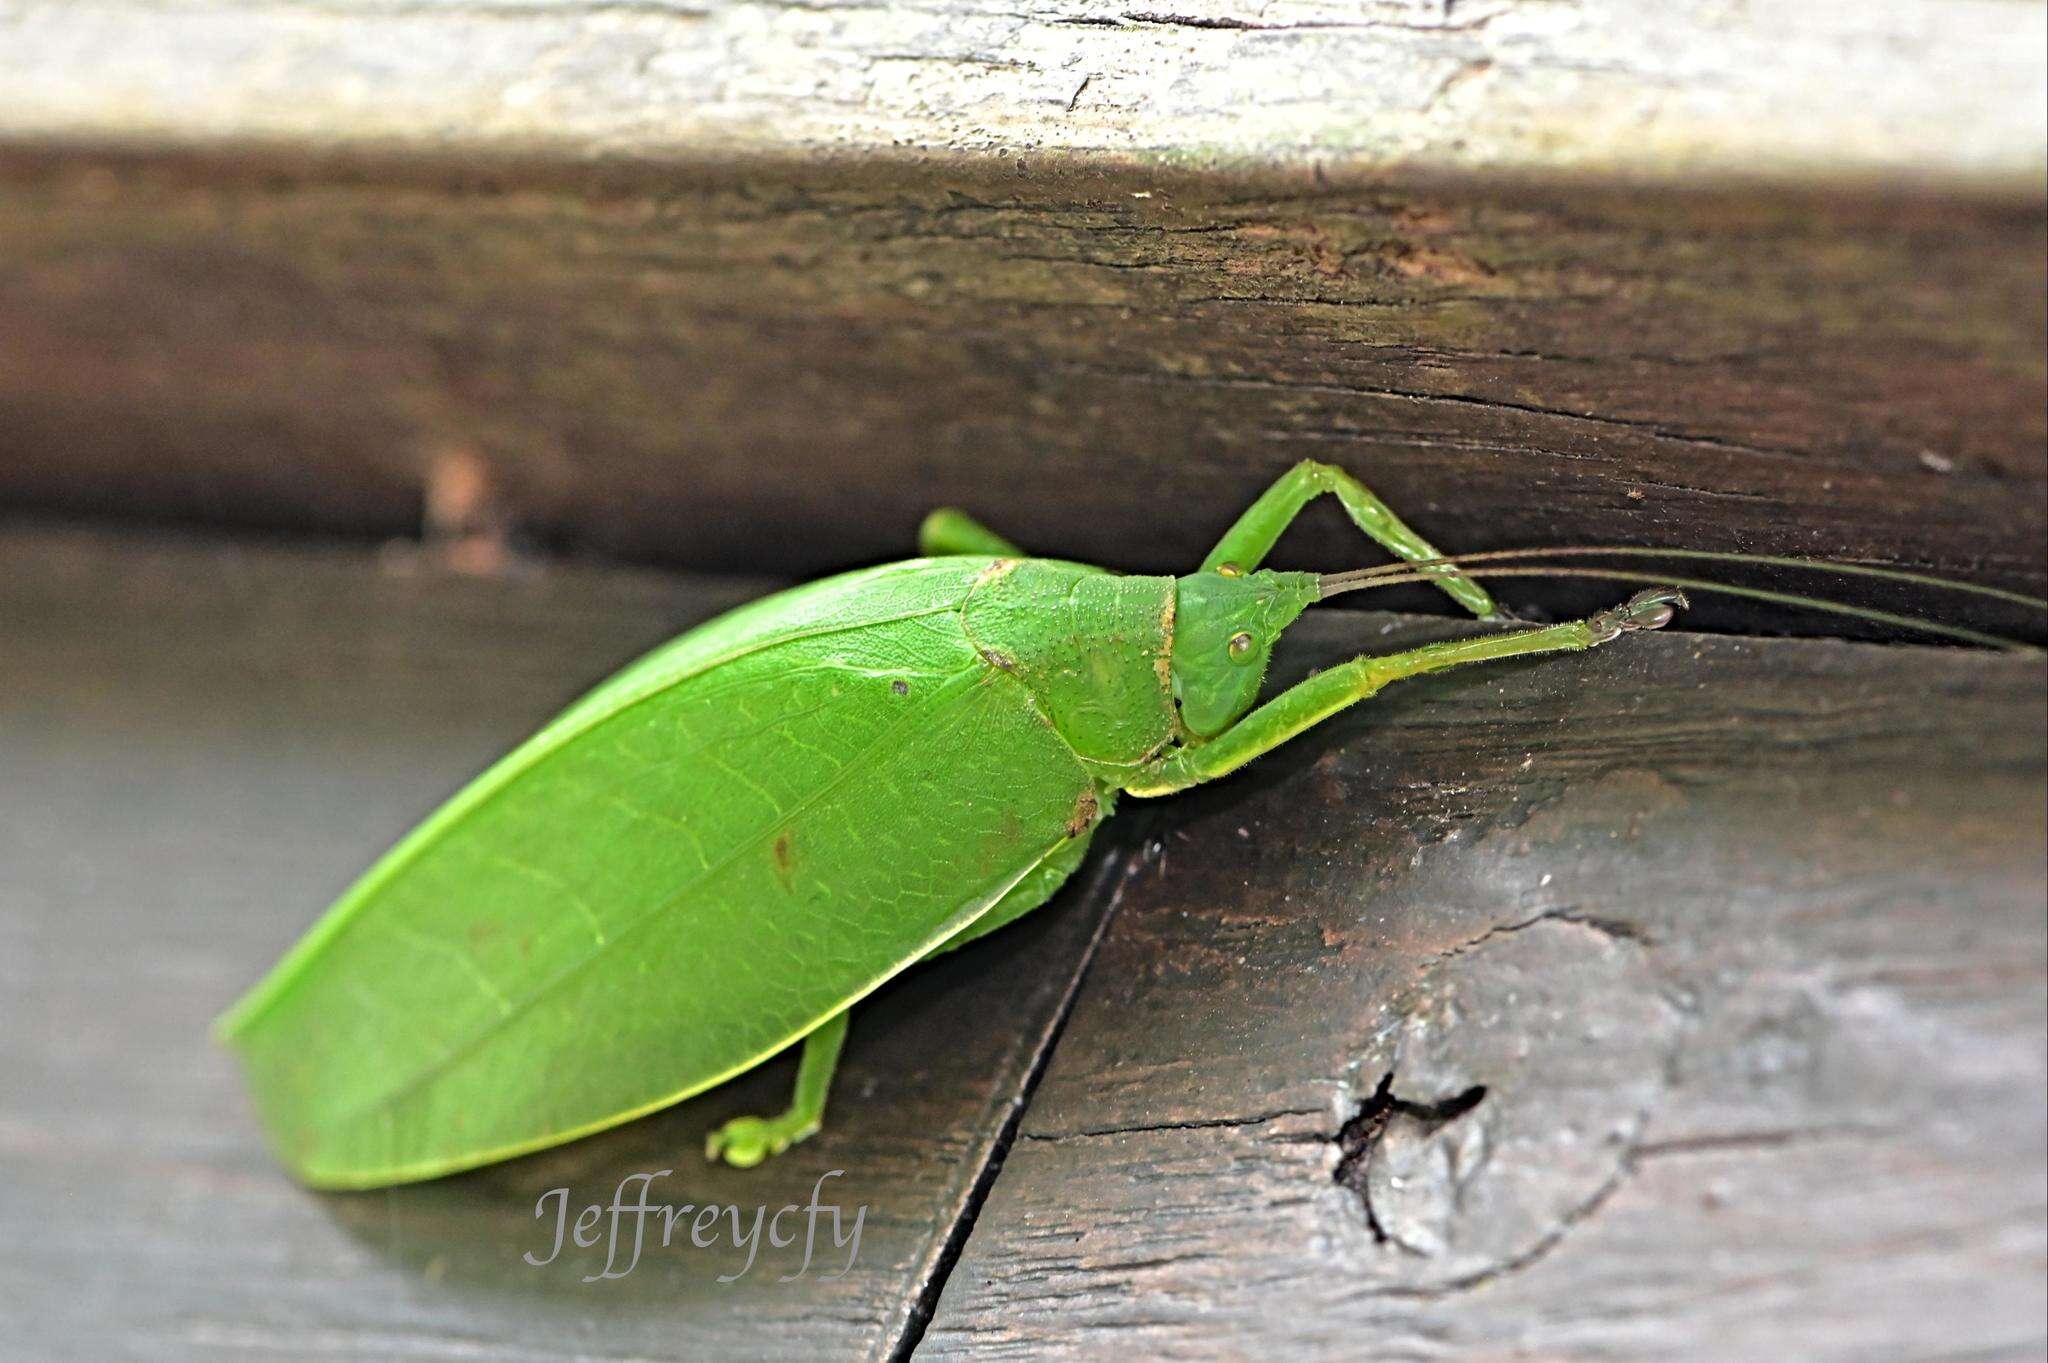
1227;631;1256;661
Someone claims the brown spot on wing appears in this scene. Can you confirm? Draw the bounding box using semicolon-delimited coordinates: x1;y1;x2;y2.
772;830;797;890
1066;788;1100;839
974;557;1023;588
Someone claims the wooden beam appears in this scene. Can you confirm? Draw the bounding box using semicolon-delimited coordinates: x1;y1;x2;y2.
2;2;2043;635
3;1;2042;185
1;151;2041;636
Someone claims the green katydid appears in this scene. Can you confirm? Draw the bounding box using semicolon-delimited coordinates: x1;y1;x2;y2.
216;460;2041;1187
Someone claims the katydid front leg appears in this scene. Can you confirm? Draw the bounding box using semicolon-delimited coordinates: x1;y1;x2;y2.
704;1011;849;1168
1127;589;1684;797
1203;460;1499;620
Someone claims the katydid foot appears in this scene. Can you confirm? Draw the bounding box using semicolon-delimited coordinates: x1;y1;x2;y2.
704;1111;821;1168
703;1010;849;1168
1587;587;1688;642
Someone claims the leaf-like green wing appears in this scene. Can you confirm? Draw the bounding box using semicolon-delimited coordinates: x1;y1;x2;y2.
219;558;1093;1188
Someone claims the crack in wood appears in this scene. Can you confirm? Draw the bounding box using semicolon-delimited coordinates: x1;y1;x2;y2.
1020;1108;1324;1141
1330;1072;1490;1249
881;834;1147;1363
1045;361;1828;463
1416;904;1649;969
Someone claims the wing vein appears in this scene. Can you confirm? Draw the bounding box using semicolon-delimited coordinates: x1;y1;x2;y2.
318;665;999;1131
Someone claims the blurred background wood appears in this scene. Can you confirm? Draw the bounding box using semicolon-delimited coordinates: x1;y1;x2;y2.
0;1;2044;634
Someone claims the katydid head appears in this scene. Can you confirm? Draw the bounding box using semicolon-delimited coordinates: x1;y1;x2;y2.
1171;567;1319;738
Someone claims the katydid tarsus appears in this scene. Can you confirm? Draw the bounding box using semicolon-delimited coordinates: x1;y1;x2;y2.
216;460;2043;1185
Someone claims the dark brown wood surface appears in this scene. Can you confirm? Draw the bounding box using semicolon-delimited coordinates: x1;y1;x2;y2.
2;149;2043;639
0;526;2041;1360
922;600;2048;1360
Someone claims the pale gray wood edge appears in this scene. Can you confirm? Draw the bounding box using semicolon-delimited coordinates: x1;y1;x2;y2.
0;0;2041;185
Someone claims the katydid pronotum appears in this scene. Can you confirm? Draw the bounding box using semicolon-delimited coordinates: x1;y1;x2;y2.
217;460;2039;1186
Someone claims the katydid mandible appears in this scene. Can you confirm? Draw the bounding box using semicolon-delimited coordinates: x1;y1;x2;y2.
218;460;1687;1187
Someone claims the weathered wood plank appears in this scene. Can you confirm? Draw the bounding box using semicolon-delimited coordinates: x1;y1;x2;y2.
2;0;2041;184
1;151;2042;638
919;612;2048;1360
0;527;1120;1362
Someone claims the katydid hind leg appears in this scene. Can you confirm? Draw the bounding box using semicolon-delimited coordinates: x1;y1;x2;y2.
1201;460;1496;619
704;1010;850;1168
919;507;1026;557
1128;589;1684;797
701;811;1104;1167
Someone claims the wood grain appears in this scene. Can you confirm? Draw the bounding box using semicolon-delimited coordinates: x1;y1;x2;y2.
0;527;1122;1362
919;607;2048;1360
1;149;2042;639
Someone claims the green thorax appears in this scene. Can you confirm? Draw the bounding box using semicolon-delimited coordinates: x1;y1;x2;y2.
960;558;1179;773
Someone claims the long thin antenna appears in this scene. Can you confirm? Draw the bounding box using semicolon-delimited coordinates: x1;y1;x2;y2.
1323;546;2047;610
1316;565;2038;650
